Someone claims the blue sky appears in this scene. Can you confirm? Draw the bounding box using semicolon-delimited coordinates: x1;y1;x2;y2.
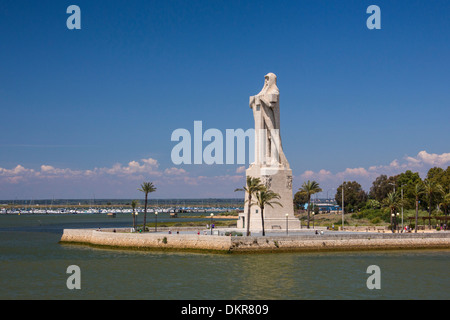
0;0;449;199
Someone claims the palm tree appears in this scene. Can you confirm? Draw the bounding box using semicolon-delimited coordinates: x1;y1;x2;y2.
131;199;139;231
440;192;450;215
138;182;157;232
383;191;401;233
235;176;265;236
253;187;283;236
423;180;444;226
298;180;322;229
412;182;425;233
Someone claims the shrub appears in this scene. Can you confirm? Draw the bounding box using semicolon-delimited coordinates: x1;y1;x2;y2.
370;217;381;224
225;231;243;236
358;208;391;223
366;199;381;209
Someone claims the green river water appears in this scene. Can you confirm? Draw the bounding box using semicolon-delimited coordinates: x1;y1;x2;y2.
0;213;448;300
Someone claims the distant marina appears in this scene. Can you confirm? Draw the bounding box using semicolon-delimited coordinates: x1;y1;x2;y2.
0;198;244;215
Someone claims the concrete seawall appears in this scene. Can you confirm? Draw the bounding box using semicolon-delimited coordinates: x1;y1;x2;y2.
60;229;450;253
60;229;233;252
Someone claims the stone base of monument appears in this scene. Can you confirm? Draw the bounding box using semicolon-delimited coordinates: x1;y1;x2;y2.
239;164;300;232
237;216;301;232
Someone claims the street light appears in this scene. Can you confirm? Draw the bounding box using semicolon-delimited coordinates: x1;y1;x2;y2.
342;181;345;231
327;188;335;201
285;213;289;235
401;184;406;231
397;212;400;233
155;211;158;232
389;182;396;193
210;213;214;235
391;213;395;233
312;212;315;229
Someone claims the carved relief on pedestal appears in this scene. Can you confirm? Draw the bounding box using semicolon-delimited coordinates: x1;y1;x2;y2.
286;175;293;189
262;175;272;189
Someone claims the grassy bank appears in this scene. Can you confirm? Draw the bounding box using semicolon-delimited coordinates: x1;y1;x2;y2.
296;209;445;229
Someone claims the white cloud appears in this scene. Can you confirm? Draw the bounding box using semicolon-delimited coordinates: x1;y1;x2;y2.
340;167;370;177
301;170;315;179
164;167;187;175
40;165;82;177
389;160;400;168
96;158;161;176
295;150;450;195
301;169;331;181
1;150;448;198
0;158;162;182
0;156;246;197
236;166;246;174
413;150;450;167
0;165;35;176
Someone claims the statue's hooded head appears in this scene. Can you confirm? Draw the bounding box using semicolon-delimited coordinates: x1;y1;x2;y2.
258;72;279;96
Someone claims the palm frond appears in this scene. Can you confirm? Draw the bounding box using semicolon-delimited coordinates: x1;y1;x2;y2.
298;180;322;196
138;181;157;194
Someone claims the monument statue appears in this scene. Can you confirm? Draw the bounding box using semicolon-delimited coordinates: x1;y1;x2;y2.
249;73;289;168
237;73;301;231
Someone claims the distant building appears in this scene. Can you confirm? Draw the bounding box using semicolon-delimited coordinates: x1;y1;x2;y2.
304;199;341;213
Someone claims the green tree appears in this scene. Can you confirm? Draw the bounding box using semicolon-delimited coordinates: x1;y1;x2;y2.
412;182;426;233
298;180;322;229
427;167;445;183
425;167;449;211
382;191;402;232
293;191;308;210
138;182;157;232
440;192;450;215
423;179;443;224
253;187;283;236
396;170;423;209
369;174;397;202
367;199;381;209
131;199;139;230
235;176;265;236
336;181;368;213
443;167;450;191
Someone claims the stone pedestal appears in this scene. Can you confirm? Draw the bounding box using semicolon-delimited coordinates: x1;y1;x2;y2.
237;164;301;231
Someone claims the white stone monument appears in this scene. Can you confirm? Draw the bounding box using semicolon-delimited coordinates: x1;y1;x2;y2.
237;73;300;231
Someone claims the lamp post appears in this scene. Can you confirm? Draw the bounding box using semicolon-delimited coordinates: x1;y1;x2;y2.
391;213;395;233
210;213;214;235
327;188;335;201
285;213;289;235
155;211;158;232
389;182;396;193
401;184;406;231
342;181;345;231
312;212;315;229
396;212;400;233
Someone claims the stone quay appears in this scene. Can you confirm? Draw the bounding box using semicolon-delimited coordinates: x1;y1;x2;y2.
60;228;450;254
